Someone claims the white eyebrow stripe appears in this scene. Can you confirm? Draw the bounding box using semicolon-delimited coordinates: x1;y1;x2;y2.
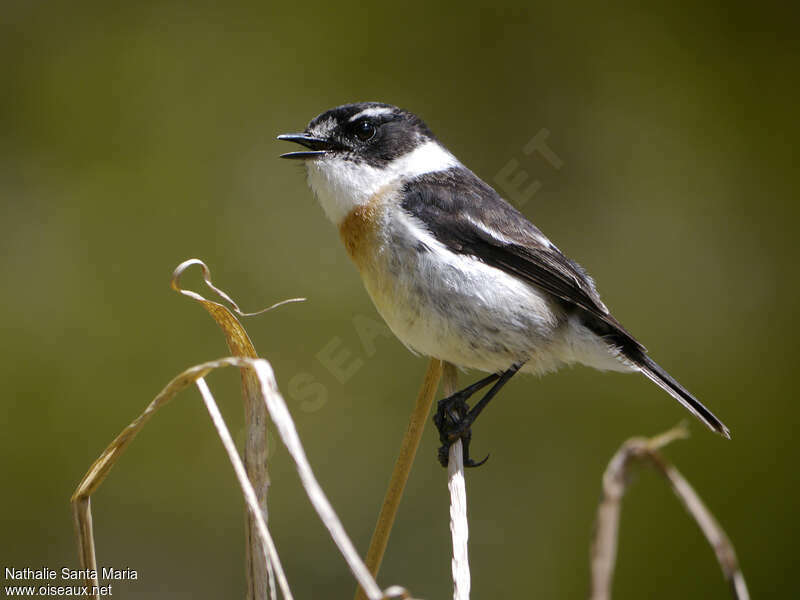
348;107;394;122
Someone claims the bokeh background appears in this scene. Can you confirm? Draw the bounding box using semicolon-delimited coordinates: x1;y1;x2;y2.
2;1;797;598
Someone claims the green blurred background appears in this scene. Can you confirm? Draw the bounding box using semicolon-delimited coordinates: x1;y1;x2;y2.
1;1;797;598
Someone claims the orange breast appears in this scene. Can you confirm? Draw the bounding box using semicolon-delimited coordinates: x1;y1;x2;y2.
337;185;396;272
338;202;380;270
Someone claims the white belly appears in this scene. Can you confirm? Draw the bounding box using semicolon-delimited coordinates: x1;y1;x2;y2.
355;205;569;374
340;194;632;376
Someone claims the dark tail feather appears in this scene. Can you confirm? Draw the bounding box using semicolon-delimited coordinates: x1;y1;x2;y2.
631;352;730;439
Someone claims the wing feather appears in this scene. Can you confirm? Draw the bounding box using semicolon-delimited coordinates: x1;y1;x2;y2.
400;168;644;352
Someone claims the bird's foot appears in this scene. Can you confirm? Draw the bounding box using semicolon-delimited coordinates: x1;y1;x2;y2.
433;393;489;469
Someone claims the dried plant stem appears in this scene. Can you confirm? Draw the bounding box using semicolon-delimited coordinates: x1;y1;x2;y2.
355;358;444;600
171;258;305;600
443;363;470;600
590;424;749;600
71;359;260;598
72;357;397;600
196;376;291;600
647;450;749;599
70;360;287;599
248;359;390;600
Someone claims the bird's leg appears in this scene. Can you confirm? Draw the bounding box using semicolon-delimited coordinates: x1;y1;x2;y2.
433;372;499;453
434;363;524;468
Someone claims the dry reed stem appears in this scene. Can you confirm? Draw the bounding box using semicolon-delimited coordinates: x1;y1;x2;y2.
69;359;290;598
590;424;749;600
70;359;268;597
447;446;469;600
355;359;444;600
71;357;402;600
171;258;303;599
442;363;470;600
72;259;404;599
196;376;291;599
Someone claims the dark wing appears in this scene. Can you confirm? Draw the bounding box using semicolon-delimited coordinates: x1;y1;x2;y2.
400;168;645;353
399;168;736;437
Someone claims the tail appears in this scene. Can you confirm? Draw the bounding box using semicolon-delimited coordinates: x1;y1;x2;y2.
631;352;730;439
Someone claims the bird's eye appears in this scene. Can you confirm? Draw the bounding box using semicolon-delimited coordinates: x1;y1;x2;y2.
354;120;376;141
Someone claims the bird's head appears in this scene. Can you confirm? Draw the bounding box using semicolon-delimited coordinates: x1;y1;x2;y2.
279;102;458;224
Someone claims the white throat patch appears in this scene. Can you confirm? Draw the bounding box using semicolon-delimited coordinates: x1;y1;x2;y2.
305;141;459;225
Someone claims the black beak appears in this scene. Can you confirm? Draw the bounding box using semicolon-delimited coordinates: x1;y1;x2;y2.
277;133;338;159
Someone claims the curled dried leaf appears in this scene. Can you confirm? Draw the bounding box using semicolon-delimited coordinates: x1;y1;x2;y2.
171;258;305;318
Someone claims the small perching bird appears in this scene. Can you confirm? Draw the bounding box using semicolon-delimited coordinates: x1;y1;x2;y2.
278;102;729;466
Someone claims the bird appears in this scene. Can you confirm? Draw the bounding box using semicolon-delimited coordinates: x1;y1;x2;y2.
278;102;729;466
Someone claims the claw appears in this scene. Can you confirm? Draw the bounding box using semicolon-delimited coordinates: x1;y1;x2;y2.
460;431;489;468
436;431;489;468
434;393;489;468
431;364;523;468
464;453;490;468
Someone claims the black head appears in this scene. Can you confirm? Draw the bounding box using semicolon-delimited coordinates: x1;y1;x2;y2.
278;102;436;167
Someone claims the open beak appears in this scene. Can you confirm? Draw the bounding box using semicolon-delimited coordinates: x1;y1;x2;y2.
277;133;338;159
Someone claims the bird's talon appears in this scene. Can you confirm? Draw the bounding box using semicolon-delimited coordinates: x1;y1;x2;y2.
434;394;487;468
464;453;490;468
460;434;488;468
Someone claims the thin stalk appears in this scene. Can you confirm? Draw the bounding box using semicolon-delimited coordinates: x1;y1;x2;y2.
354;359;444;600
